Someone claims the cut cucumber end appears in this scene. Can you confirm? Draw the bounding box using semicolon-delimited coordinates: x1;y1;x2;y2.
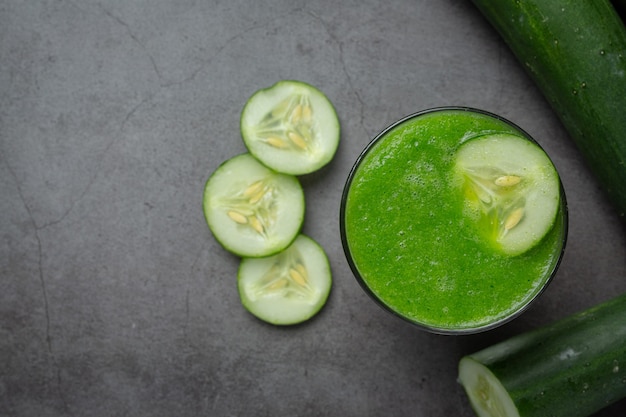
458;356;520;417
237;234;332;325
203;153;305;258
454;133;561;256
240;80;340;176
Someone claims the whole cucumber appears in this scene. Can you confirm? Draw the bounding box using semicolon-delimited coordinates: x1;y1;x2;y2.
459;293;626;417
470;0;626;219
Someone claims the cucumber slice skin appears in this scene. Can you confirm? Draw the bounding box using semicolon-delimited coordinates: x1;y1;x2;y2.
237;234;332;326
240;80;341;176
470;0;626;218
203;153;305;258
459;293;626;417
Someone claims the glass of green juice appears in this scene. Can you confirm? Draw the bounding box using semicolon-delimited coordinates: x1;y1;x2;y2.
340;107;568;334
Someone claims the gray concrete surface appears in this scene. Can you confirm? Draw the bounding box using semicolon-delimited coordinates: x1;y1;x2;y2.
2;1;626;416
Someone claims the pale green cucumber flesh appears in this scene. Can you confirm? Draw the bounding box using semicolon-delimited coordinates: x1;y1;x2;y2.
203;153;305;258
237;234;332;325
458;357;520;417
454;133;560;256
240;80;340;176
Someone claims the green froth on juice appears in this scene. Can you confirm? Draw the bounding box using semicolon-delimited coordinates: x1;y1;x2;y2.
340;108;567;334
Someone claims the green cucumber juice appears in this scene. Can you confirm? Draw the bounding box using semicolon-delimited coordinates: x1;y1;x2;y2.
340;108;567;334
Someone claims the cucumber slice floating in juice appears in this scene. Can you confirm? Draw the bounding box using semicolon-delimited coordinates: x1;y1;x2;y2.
203;153;305;258
454;133;561;256
238;234;332;325
240;80;340;175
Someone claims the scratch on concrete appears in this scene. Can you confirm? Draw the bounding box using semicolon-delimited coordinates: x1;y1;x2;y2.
306;10;368;137
338;41;367;135
95;2;263;88
0;92;150;352
2;155;53;355
35;231;52;354
32;94;151;235
160;10;301;89
2;155;66;408
2;145;80;414
120;95;151;131
97;4;163;83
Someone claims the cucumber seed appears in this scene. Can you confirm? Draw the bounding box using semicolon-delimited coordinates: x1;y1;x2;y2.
243;180;265;197
291;104;303;124
289;268;308;286
249;215;265;234
495;175;521;187
504;208;525;230
288;131;308;149
227;210;248;224
266;136;288;148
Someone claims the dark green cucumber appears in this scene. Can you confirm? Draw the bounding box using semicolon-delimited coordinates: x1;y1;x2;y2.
470;0;626;219
458;293;626;417
613;0;626;23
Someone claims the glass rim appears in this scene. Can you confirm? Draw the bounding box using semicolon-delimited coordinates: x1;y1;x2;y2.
339;106;569;335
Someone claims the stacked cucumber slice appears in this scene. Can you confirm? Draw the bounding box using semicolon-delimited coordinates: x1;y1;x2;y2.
203;80;339;325
241;80;340;175
203;153;305;258
238;235;332;325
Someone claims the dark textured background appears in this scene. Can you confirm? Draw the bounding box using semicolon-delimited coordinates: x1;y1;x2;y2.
2;1;625;416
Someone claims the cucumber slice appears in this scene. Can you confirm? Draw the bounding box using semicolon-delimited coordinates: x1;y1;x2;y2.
458;357;520;417
454;133;560;256
237;234;332;325
240;80;340;175
203;153;305;258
